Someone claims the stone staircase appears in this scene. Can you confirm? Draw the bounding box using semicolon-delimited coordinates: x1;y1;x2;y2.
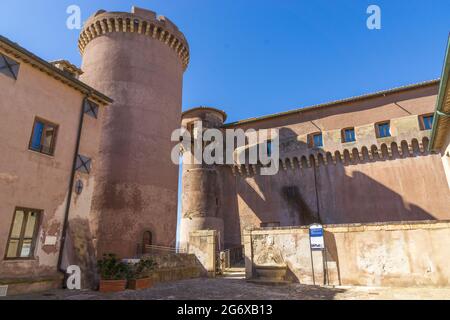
220;267;246;280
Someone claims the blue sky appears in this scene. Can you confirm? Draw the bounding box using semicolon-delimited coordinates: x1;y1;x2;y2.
1;0;449;122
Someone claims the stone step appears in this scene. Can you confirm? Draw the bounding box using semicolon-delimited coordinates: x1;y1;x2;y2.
220;274;245;279
224;267;245;273
246;278;291;286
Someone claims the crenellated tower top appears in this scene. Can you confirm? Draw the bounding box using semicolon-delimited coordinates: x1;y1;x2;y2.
78;6;190;71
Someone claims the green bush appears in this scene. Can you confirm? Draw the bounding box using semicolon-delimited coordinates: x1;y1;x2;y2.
129;258;157;279
97;253;130;280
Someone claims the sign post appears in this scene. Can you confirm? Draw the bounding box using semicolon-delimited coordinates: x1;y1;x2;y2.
309;223;327;285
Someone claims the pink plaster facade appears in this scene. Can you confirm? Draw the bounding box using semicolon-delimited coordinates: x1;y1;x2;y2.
0;45;108;293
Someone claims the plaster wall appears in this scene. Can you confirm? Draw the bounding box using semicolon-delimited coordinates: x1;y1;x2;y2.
245;221;450;287
0;57;102;282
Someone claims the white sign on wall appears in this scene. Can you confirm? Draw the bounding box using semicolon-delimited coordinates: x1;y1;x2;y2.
309;223;324;250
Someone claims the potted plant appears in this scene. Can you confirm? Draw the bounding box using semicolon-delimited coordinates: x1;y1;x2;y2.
97;253;130;293
128;258;157;290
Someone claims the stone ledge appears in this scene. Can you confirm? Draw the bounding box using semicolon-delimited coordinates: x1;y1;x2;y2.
0;273;64;296
247;220;450;235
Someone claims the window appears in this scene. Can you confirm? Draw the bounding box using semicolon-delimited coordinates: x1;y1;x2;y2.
0;53;20;80
75;154;92;174
420;114;434;130
310;133;323;148
376;122;391;138
266;140;272;157
342;128;356;143
83;99;99;119
29;118;58;155
5;208;41;259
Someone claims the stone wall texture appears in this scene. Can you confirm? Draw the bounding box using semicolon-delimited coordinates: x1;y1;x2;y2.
245;221;450;287
188;230;217;277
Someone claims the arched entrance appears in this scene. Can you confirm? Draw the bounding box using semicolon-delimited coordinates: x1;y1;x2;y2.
142;231;152;254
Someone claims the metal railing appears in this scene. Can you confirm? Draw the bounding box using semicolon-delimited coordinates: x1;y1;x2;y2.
143;244;187;255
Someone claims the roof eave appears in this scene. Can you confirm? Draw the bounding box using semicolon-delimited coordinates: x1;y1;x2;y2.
0;35;113;106
429;35;450;151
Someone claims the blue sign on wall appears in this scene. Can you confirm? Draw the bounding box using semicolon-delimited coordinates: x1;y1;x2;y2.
309;224;324;250
309;228;323;237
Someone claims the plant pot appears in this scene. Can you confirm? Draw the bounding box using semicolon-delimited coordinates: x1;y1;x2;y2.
128;277;153;290
99;279;127;293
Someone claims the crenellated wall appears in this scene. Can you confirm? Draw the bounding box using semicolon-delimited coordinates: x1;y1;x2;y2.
181;81;450;249
79;6;189;70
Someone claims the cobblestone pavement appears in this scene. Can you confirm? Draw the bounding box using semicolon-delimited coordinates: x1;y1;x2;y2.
3;278;450;300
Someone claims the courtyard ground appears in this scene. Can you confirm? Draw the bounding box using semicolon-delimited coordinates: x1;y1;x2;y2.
3;278;450;300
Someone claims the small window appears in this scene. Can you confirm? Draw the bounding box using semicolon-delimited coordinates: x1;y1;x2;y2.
310;133;323;148
83;99;99;119
0;53;20;80
29;118;58;155
5;208;41;259
342;128;356;143
266;140;272;157
376;122;391;138
420;114;434;130
75;154;92;174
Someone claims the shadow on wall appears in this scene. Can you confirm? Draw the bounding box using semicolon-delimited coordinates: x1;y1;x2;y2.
234;127;440;231
323;230;341;285
62;217;98;289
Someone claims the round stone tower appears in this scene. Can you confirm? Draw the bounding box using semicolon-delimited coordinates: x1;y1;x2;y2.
179;107;227;250
78;7;189;257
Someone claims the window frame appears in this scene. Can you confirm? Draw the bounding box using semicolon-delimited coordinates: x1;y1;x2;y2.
0;53;20;80
419;113;434;131
375;121;391;138
342;127;356;143
75;154;92;174
4;207;42;260
266;139;272;157
28;117;59;156
83;99;99;119
309;132;323;148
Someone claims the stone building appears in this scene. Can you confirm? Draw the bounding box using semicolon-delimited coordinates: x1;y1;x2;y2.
180;71;450;251
0;35;112;294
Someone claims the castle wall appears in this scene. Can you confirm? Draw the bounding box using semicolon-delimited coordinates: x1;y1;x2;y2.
219;83;450;248
179;108;227;249
79;8;189;257
229;152;449;243
244;221;450;287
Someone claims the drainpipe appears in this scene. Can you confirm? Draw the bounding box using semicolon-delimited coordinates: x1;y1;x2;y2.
312;163;322;224
57;95;87;275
